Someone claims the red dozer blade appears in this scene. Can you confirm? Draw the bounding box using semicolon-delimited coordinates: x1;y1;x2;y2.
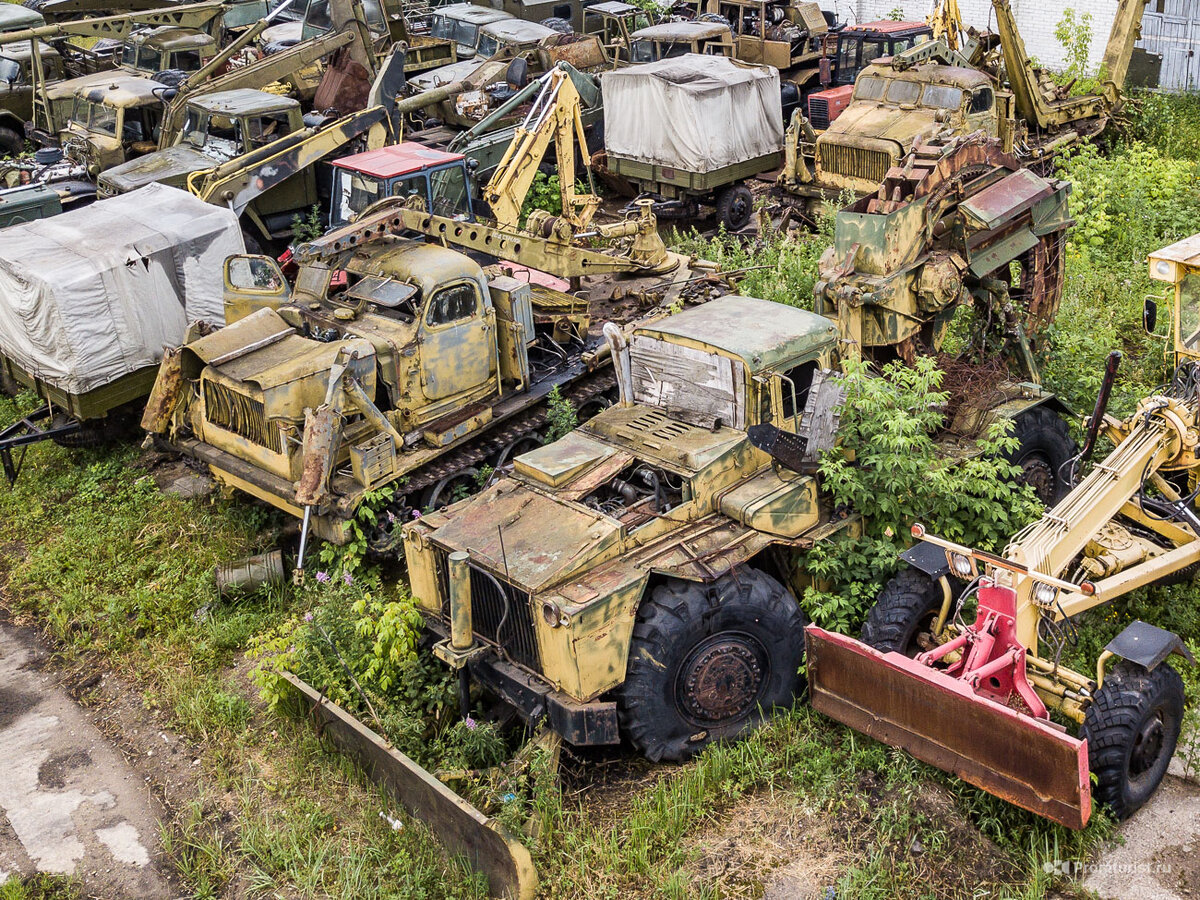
805;626;1092;829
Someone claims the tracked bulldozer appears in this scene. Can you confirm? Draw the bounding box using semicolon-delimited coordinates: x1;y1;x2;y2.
807;233;1200;828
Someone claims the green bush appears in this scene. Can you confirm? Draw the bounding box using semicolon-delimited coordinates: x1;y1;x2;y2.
800;356;1042;632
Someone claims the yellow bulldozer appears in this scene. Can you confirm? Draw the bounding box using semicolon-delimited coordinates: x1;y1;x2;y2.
807;232;1200;828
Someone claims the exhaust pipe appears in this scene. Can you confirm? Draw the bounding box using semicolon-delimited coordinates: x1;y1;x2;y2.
603;322;634;407
1079;350;1122;466
447;551;474;718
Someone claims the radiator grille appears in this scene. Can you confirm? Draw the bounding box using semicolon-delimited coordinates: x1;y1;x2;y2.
817;143;892;184
809;98;831;131
436;552;541;672
203;379;281;453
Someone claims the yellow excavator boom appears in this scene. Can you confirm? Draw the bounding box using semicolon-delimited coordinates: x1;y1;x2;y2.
482;64;600;232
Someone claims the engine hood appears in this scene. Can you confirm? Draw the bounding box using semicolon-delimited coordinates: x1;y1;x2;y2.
98;145;214;194
823;101;941;147
426;479;623;593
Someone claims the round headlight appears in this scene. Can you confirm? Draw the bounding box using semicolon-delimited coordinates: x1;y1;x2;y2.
950;553;973;578
1033;581;1058;607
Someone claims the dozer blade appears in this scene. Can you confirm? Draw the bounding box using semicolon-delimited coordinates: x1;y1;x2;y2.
282;673;537;899
805;627;1092;830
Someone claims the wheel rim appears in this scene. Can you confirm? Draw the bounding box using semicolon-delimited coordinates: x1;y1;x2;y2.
675;631;769;726
421;468;479;511
1016;452;1056;504
1129;709;1167;780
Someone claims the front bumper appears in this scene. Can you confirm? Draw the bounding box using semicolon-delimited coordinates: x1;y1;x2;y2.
425;616;620;747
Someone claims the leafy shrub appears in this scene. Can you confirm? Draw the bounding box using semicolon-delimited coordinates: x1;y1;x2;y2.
544;386;577;442
800;356;1042;632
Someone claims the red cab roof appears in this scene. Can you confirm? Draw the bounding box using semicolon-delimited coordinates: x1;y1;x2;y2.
849;20;929;34
332;143;465;179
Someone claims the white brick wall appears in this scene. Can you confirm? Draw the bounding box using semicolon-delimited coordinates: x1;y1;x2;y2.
815;0;1123;72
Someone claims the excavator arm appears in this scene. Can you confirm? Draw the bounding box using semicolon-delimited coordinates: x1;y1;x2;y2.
482;64;600;232
0;0;228;46
1101;0;1153;93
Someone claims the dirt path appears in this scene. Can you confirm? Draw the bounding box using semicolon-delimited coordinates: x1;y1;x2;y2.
0;624;175;898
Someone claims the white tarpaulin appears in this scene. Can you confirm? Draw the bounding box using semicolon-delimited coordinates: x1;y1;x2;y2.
0;183;243;395
601;54;782;174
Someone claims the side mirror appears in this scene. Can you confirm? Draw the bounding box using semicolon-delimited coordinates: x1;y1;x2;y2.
1144;296;1158;334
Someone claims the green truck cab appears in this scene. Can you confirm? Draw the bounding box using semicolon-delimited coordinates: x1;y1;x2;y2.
404;295;854;758
0;40;62;154
62;73;169;174
35;25;217;143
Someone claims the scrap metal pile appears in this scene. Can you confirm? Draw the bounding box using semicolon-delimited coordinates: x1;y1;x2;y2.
0;0;1191;894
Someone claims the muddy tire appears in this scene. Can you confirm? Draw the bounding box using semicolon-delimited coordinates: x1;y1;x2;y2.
1006;406;1077;506
861;568;947;657
715;183;753;232
0;126;23;158
618;569;806;762
1082;661;1184;820
539;16;572;32
49;416;108;449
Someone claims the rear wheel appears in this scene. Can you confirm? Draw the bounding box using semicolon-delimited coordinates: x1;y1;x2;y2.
1083;661;1184;820
0;126;23;158
861;568;947;657
715;183;753;232
1006;406;1077;506
618;569;806;762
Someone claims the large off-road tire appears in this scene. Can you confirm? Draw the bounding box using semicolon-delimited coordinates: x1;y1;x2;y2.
715;183;753;232
1006;406;1077;506
861;568;947;657
0;125;24;158
618;569;807;762
1082;661;1184;820
49;415;108;449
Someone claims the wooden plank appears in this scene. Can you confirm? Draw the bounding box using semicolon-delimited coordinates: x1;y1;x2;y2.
281;673;538;900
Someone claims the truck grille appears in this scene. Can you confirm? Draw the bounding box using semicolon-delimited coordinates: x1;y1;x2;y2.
203;380;281;453
818;143;892;184
436;553;541;672
809;98;832;130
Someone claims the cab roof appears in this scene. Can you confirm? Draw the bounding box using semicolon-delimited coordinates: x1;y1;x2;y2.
848;20;931;35
78;74;167;106
130;25;215;51
631;21;730;41
332;143;465;178
0;5;44;31
863;60;991;89
435;3;513;24
635;295;837;374
189;87;300;115
480;19;557;42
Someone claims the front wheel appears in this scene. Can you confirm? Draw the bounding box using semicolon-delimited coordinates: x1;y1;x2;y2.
1006;406;1077;506
1083;661;1184;820
618;569;806;762
861;568;948;657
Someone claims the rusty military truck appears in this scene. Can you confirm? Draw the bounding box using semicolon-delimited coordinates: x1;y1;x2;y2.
403;295;853;758
777;0;1150;214
142;195;712;551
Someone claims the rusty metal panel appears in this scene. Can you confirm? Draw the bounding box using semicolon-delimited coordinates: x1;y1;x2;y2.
960;168;1054;231
805;627;1092;829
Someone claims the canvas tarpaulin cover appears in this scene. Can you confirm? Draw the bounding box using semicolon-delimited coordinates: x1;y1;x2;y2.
0;183;243;395
601;54;782;174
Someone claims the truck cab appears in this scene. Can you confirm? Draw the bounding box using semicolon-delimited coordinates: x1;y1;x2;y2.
97;88;306;201
622;21;735;63
805;19;932;127
402;295;847;756
329;143;474;228
475;19;560;59
62;74;168;174
430;4;515;59
38;26;216;139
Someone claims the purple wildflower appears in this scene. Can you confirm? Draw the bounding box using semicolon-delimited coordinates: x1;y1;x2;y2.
303;612;313;622
315;571;330;584
464;716;477;730
387;510;396;523
343;571;353;586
